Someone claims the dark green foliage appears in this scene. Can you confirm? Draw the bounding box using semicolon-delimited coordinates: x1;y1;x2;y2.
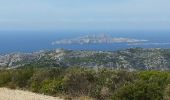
11;68;34;88
29;67;63;93
113;80;163;100
0;70;11;86
0;67;170;100
40;79;65;95
0;68;34;88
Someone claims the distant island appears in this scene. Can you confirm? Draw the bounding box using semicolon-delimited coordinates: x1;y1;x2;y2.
52;34;148;45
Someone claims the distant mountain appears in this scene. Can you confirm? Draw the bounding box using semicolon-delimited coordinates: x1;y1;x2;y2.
0;48;170;70
52;34;148;45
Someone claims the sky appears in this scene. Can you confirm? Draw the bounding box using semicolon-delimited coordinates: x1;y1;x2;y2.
0;0;170;31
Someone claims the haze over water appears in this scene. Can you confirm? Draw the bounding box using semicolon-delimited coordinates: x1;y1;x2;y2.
0;30;170;54
0;0;170;53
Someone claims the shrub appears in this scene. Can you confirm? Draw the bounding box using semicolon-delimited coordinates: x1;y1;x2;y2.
10;68;34;88
0;71;11;86
29;67;63;92
0;67;170;100
63;67;95;96
113;80;163;100
40;79;65;95
164;84;170;100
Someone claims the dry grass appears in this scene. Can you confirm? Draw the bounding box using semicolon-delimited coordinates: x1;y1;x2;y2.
0;88;63;100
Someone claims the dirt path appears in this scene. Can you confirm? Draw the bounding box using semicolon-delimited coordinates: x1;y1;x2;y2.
0;88;63;100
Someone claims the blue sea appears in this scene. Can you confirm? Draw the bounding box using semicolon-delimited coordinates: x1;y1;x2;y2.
0;30;170;54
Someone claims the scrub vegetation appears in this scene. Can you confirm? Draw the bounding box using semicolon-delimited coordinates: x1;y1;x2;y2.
0;66;170;100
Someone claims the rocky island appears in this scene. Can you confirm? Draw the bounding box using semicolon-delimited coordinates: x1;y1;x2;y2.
52;34;148;45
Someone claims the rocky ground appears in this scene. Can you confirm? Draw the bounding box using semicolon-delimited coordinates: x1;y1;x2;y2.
0;88;63;100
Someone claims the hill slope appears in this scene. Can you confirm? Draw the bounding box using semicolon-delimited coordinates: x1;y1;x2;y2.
0;48;170;70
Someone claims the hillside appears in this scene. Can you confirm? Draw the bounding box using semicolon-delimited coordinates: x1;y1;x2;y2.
0;48;170;70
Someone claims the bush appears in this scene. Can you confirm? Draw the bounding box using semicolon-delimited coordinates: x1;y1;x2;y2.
29;67;63;92
10;68;34;88
138;71;169;87
40;79;65;95
63;67;95;96
0;71;11;86
164;84;170;100
113;80;163;100
0;67;170;100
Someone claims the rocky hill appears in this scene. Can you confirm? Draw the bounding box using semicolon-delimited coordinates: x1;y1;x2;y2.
0;48;170;70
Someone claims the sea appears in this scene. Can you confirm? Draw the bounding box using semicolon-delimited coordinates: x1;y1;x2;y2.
0;30;170;54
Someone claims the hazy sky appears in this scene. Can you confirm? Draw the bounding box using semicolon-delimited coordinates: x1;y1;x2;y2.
0;0;170;31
